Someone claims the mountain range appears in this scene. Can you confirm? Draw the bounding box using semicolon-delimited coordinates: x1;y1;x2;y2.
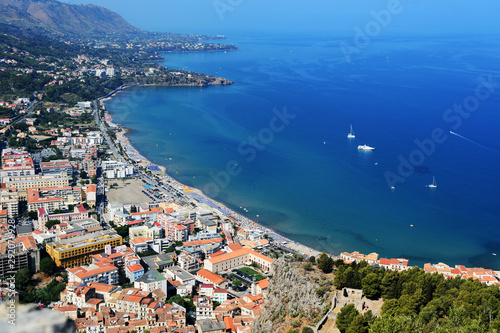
0;0;144;39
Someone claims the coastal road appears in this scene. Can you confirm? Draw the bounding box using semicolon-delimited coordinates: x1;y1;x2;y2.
93;100;126;164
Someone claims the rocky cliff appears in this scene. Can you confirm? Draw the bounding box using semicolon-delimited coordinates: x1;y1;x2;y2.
252;258;334;333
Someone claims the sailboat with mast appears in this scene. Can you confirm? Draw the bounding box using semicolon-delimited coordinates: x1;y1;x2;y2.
426;176;437;188
347;124;355;139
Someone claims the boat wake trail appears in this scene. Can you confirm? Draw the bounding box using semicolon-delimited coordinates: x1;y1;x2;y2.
449;131;500;154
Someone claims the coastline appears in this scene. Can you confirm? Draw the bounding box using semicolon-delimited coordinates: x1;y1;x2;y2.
102;95;322;259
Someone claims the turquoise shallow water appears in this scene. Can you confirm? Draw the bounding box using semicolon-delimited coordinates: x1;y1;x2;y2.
107;33;500;269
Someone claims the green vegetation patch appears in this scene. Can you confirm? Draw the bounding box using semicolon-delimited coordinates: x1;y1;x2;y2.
238;267;265;281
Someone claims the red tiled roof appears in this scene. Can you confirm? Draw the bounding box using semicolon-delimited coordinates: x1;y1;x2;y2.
182;238;223;247
127;264;144;273
197;269;227;285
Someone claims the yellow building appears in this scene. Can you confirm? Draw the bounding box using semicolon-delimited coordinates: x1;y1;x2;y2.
46;230;122;268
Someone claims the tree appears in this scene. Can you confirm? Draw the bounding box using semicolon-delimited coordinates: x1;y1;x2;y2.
25;210;38;220
336;304;359;333
137;249;158;257
334;264;346;289
303;262;313;271
15;268;31;289
91;174;97;184
233;279;242;287
361;272;381;299
40;257;56;276
45;219;60;230
115;225;130;238
80;170;88;179
302;328;314;333
130;205;137;213
317;253;334;273
308;256;316;264
369;315;424;333
381;270;400;300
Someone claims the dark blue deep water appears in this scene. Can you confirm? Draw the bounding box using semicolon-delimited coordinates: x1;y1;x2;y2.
107;33;500;269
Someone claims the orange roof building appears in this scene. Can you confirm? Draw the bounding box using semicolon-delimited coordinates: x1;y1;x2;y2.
204;248;275;274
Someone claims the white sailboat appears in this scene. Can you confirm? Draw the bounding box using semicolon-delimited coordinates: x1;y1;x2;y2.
426;176;437;188
347;124;355;139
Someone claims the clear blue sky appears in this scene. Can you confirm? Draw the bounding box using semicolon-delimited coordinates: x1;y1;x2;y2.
61;0;500;36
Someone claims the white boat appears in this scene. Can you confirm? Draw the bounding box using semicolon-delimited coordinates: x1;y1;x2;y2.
347;124;355;139
358;145;375;150
426;176;437;188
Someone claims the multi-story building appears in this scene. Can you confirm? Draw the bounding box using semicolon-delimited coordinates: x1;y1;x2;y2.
163;219;189;242
129;225;164;240
37;204;88;231
141;253;176;271
213;289;228;303
101;160;126;171
27;188;62;213
84;185;96;207
40;159;73;176
81;156;97;177
105;167;134;179
196;269;229;289
129;236;152;253
130;207;161;224
126;264;145;282
67;263;119;285
203;248;275;274
0;156;35;182
70;148;87;159
1;148;30;167
3;173;69;194
194;296;214;320
46;230;122;268
134;269;168;294
31;186;82;205
0;236;39;277
0;189;19;218
165;266;196;286
178;252;200;271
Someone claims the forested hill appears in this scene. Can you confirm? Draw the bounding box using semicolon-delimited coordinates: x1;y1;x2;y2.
0;0;142;39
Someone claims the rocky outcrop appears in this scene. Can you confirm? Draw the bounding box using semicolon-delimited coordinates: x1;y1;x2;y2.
252;258;333;333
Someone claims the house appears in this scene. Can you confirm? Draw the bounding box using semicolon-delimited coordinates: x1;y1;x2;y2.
378;258;410;271
126;264;145;282
199;284;214;297
213;289;228;303
254;279;269;296
67;264;119;285
196;319;226;333
129;236;152;253
134;269;168;295
141;252;176;271
165;266;196;286
196;269;229;289
194;296;214;320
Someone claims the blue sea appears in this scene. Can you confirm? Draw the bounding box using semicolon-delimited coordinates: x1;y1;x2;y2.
107;32;500;269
